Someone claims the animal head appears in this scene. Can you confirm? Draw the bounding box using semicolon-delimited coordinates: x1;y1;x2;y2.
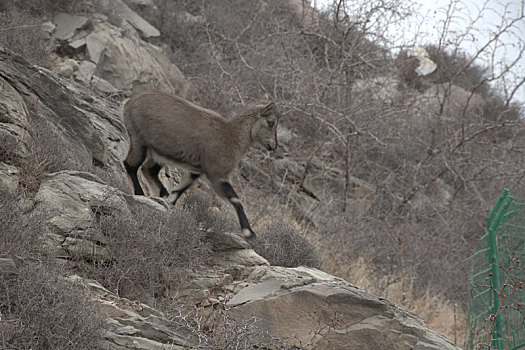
250;94;280;151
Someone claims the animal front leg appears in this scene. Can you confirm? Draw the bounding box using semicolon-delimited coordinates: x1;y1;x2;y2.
217;181;256;240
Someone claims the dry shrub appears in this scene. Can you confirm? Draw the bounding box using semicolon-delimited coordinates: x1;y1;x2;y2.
0;132;18;165
17;115;90;195
424;45;490;95
0;2;51;67
0;195;43;256
182;191;237;234
0;262;103;350
321;214;472;301
253;222;321;268
83;204;212;302
167;304;289;349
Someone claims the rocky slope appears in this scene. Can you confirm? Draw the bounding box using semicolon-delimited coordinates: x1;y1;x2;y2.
0;4;460;349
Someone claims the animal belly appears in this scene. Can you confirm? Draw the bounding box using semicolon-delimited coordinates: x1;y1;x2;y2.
147;148;202;173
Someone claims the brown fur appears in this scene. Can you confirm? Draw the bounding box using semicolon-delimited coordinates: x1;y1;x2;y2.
122;91;280;240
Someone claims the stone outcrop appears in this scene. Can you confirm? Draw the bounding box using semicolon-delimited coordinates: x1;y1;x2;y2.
20;168;456;349
34;171;141;260
407;47;437;76
98;0;160;40
50;9;190;97
1;251;460;350
0;44;130;175
226;266;459;350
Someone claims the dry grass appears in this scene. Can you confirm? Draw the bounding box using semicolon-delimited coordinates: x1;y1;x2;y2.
344;257;468;346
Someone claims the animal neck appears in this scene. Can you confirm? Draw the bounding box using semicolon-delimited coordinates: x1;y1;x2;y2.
229;107;258;154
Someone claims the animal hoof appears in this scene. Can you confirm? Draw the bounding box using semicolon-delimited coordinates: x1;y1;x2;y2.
242;228;257;241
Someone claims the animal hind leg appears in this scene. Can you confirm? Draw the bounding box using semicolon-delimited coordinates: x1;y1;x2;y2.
169;172;200;205
124;144;146;196
211;179;256;241
142;152;169;197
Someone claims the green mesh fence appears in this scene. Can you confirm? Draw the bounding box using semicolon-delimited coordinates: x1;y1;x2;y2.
469;189;525;350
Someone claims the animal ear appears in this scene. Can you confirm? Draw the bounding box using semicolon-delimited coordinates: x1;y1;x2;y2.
259;102;274;117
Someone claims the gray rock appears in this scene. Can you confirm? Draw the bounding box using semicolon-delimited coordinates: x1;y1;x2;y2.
67;275;196;349
0;46;109;165
208;231;251;251
41;21;56;35
0;74;32;160
91;22;190;97
85;31;106;64
56;59;79;77
67;38;87;53
226;267;460;350
91;75;120;94
211;248;269;269
407;47;437;76
0;75;31;129
0;45;132;170
0;163;19;196
61;19;191;97
34;171;129;260
227;278;283;306
124;0;156;8
98;0;160;39
74;60;97;84
51;11;189;97
53;13;90;41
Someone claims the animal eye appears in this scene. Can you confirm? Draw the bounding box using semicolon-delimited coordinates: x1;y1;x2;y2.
267;120;275;128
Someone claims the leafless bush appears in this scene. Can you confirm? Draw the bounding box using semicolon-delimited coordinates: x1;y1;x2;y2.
253;222;321;268
166;303;291;349
425;45;491;95
0;132;18;165
321;212;476;301
2;0;98;15
0;262;103;350
182;192;237;234
0;2;51;66
82;204;212;302
17;115;90;195
0;195;44;256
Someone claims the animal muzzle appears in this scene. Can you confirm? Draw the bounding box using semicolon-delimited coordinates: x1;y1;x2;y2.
266;140;278;151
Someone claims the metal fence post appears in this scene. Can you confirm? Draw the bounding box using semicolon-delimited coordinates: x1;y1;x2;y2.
486;189;511;349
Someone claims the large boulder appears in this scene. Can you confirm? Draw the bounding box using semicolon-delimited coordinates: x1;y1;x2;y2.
98;0;160;39
226;266;459;349
51;11;190;97
0;45;129;172
34;171;165;260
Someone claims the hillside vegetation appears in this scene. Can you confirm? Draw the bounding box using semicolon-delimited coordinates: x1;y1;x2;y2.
0;0;524;347
140;0;525;310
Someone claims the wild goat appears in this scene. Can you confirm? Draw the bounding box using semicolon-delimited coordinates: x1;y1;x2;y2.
123;91;280;240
